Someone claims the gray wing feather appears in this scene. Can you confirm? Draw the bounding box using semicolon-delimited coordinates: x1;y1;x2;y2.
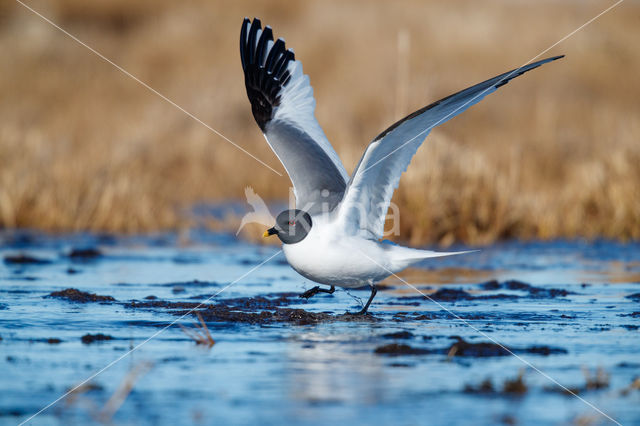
338;56;564;238
240;18;348;214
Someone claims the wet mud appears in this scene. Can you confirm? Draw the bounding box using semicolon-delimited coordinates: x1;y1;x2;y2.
81;333;114;344
48;288;115;303
373;337;566;358
128;293;378;325
67;247;102;259
3;254;51;265
395;280;575;304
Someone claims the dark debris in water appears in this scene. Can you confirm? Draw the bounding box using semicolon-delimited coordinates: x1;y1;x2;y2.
429;287;518;301
374;344;432;355
620;324;639;331
218;293;299;309
480;280;574;298
374;337;566;358
128;300;202;310
448;338;566;358
395;280;575;305
196;307;333;325
48;288;115;303
81;333;113;344
447;337;510;357
394;310;557;323
4;254;52;265
626;293;640;302
194;307;377;325
27;338;63;344
150;279;219;288
67;248;102;259
128;293;299;312
381;331;414;339
128;293;378;325
429;289;475;301
464;371;528;396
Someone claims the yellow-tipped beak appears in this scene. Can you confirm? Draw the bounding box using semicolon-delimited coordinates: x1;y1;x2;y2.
263;230;270;238
263;227;277;238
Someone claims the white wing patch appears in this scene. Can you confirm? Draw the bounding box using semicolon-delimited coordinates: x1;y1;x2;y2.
273;59;348;183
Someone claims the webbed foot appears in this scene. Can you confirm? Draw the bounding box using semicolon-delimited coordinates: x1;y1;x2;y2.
299;285;335;299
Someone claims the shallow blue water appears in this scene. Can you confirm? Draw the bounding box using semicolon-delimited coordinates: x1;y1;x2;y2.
1;230;639;425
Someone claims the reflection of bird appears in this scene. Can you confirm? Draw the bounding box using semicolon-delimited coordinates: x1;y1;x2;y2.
241;18;562;314
236;187;275;235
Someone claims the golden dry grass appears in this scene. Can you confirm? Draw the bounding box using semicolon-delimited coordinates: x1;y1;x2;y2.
1;0;639;245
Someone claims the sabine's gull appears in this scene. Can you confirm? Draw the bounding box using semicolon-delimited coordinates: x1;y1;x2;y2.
240;17;563;314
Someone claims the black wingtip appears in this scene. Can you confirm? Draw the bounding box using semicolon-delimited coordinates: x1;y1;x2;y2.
373;54;564;141
537;54;565;66
494;55;564;88
240;17;297;131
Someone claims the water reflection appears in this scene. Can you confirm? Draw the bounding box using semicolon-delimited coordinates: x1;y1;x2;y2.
284;329;386;409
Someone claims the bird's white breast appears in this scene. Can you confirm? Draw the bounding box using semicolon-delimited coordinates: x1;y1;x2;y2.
282;217;393;288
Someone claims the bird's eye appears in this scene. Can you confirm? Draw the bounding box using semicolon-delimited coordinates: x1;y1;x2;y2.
288;220;295;226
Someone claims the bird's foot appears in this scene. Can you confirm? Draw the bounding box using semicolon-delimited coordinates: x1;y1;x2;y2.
299;286;320;299
348;285;378;315
299;285;335;299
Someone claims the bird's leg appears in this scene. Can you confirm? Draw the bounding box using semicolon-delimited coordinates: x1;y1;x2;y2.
299;285;335;299
353;285;377;315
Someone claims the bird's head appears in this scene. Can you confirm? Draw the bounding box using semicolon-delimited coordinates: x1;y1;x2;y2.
263;209;312;244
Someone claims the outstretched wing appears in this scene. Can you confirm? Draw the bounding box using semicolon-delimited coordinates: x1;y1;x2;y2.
337;56;564;239
240;18;348;214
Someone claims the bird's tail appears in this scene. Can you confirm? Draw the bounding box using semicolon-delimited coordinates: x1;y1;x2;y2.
387;244;478;270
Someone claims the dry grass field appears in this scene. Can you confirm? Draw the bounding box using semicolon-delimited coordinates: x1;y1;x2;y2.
1;0;638;245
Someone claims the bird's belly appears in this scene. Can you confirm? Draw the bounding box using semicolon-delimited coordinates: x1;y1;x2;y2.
282;239;390;288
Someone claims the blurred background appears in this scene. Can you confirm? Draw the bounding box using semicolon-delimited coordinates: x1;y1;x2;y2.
1;0;638;245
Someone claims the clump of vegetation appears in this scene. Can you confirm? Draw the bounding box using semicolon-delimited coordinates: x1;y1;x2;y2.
582;367;610;391
49;288;115;303
463;378;494;394
546;367;610;395
64;361;153;422
620;376;640;396
502;370;528;395
179;313;215;347
1;0;639;245
463;370;528;395
98;361;154;422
